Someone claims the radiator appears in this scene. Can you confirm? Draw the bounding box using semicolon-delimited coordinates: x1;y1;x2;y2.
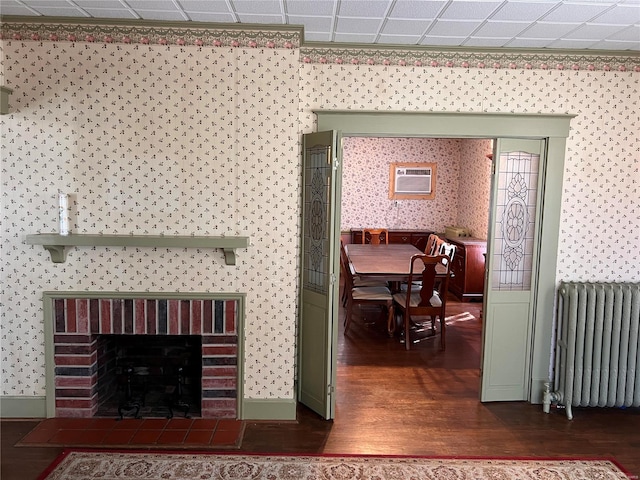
543;282;640;420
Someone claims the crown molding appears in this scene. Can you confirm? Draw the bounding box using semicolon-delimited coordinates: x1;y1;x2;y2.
0;16;302;48
1;16;638;72
300;44;639;72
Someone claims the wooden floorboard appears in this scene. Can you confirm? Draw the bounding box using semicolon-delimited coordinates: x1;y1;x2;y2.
2;295;640;479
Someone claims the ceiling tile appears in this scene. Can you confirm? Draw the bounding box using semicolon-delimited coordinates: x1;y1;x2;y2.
335;16;383;33
590;4;640;24
382;18;433;35
0;4;37;16
235;14;284;24
133;9;189;21
419;36;469;46
179;0;232;11
428;19;485;36
126;0;177;10
439;1;503;20
607;24;640;41
591;38;639;49
539;2;613;22
74;0;129;8
388;0;447;19
182;12;238;23
288;15;334;31
519;22;582;38
16;6;86;16
82;8;139;19
507;37;555;48
286;0;337;16
464;36;514;47
303;31;334;42
547;38;602;49
378;34;424;44
475;20;531;37
333;32;379;43
16;0;74;6
230;0;283;15
489;2;558;22
565;23;630;39
338;0;392;17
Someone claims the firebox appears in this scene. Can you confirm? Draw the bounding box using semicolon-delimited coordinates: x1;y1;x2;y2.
96;335;202;419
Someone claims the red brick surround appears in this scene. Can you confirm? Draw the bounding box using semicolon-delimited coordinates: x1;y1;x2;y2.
52;296;238;419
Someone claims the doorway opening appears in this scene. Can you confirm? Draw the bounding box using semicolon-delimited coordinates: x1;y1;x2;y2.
298;111;572;420
338;136;492;393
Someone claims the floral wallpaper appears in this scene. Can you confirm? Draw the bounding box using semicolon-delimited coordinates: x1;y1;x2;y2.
0;39;300;398
299;63;638;284
0;19;638;404
458;139;492;239
340;137;491;237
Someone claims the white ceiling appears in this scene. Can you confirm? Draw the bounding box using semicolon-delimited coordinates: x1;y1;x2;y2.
1;0;639;51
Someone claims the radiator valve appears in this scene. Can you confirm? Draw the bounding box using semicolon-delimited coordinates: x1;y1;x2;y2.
543;382;562;413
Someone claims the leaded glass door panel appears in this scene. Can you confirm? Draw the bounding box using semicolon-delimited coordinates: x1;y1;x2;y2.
298;131;341;419
481;138;546;402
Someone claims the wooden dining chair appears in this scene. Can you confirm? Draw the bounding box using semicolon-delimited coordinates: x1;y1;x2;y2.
339;241;388;307
361;228;389;245
439;242;456;263
392;253;451;350
341;246;395;335
425;234;439;255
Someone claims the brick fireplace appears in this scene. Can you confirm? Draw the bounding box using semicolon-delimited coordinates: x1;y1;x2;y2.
46;293;242;419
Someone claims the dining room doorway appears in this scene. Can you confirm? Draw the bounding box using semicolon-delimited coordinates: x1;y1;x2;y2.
338;134;491;385
298;111;573;420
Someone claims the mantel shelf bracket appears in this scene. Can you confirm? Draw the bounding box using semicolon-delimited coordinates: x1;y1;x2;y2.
25;234;250;266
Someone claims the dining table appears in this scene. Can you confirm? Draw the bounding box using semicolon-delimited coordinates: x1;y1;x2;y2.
344;242;451;287
344;243;422;280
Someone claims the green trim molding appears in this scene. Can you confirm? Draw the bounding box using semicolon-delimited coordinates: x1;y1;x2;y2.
240;398;297;421
26;234;250;266
314;110;572;405
0;397;299;421
1;396;47;418
0;86;12;114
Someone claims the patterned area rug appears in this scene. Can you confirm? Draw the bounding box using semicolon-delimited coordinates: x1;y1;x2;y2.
38;450;632;480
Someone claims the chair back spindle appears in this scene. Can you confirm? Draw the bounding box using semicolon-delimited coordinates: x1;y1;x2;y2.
361;228;389;245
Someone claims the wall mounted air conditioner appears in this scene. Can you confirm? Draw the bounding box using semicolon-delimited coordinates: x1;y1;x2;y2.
394;167;432;195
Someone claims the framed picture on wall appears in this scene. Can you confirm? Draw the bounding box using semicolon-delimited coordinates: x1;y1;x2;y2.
389;162;436;200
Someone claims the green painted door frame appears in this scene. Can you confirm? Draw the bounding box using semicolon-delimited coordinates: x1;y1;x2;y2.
315;110;574;403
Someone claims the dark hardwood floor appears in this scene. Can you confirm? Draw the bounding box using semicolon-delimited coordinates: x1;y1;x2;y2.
2;295;640;479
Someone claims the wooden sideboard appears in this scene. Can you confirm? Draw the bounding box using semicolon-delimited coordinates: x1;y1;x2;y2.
446;237;487;302
350;229;435;252
349;229;486;302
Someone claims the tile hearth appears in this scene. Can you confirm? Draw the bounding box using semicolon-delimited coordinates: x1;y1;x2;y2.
18;417;245;449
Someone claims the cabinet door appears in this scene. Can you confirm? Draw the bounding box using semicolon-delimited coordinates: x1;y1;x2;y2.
450;250;466;295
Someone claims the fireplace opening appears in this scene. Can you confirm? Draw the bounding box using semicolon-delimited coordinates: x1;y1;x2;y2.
96;335;202;419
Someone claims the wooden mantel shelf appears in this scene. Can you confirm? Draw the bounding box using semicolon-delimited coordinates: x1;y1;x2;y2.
25;233;250;265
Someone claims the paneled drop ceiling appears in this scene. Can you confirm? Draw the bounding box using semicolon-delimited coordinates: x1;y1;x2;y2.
1;0;639;51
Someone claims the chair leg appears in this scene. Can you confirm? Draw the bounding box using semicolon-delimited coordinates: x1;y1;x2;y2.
440;313;446;350
386;303;395;337
344;300;353;333
404;311;411;350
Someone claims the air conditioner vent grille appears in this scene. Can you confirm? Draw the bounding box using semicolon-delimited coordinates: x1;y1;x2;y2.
389;162;436;200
